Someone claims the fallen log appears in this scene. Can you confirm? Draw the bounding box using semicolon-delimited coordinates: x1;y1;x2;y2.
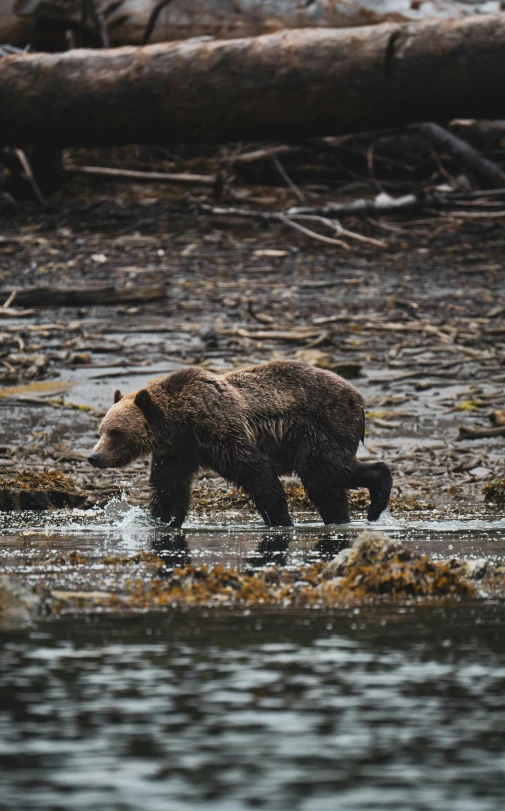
0;285;167;306
2;0;498;49
5;14;505;145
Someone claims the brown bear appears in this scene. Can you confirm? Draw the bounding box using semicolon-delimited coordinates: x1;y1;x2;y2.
88;360;392;528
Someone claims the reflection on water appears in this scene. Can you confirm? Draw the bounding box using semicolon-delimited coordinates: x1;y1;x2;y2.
2;506;505;807
1;505;505;573
1;604;505;810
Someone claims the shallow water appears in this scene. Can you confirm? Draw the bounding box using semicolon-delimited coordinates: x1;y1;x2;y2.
1;505;505;574
2;507;505;808
1;604;505;810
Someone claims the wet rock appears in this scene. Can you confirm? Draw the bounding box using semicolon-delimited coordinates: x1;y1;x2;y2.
322;531;416;579
443;557;488;580
199;327;219;349
331;361;362;380
0;469;86;511
469;466;492;480
489;410;505;427
0;577;50;628
318;531;475;599
295;349;361;379
70;352;92;365
0;488;86;511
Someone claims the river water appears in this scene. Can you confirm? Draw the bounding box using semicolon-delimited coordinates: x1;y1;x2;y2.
3;504;505;572
2;507;505;810
1;602;505;810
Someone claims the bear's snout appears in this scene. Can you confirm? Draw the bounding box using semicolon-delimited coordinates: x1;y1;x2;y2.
88;453;106;469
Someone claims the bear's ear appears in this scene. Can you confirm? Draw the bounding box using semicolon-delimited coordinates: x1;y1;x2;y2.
134;389;152;418
113;389;123;404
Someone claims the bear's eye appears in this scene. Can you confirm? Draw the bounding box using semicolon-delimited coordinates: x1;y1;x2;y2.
109;429;124;439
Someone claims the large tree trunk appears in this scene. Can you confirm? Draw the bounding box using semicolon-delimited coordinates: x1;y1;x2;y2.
3;13;505;147
1;0;500;49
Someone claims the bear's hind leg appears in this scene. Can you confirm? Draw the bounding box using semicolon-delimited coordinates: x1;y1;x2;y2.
299;466;350;525
215;447;292;527
150;454;196;527
348;460;393;522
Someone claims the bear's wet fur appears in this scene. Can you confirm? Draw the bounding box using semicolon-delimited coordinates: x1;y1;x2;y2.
88;360;393;527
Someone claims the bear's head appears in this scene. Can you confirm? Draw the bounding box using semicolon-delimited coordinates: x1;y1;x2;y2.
88;388;156;469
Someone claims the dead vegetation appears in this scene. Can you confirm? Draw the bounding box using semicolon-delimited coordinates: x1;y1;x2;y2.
483;477;505;507
41;532;475;616
3;103;505;613
0;468;86;511
0;468;77;491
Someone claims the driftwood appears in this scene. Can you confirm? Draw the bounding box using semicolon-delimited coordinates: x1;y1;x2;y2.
198;201;387;248
197;184;505;249
457;426;505;441
5;15;505;145
0;285;167;307
0;290;35;317
1;0;499;49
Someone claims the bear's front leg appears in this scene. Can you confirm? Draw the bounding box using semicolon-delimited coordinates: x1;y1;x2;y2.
149;454;195;527
214;446;293;528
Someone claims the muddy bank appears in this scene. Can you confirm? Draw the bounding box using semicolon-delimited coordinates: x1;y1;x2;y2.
2;181;505;511
2;175;505;618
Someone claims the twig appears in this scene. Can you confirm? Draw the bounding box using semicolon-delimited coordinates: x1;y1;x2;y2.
271;154;306;201
197;202;369;250
277;215;351;249
441;210;505;219
287;193;420;217
246;301;274;324
229;145;302;165
66;163;216;186
220;327;324;342
3;291;16;309
0;290;35;318
13;149;46;207
143;0;178;45
284;213;387;248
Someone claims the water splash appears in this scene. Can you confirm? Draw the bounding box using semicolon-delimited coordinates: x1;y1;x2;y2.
370;508;407;529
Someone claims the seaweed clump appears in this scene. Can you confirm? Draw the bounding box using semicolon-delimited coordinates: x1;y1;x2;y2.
121;531;475;611
0;468;85;511
483;478;505;508
0;469;77;491
190;481;430;519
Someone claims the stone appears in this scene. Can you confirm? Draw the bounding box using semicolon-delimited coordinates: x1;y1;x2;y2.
0;576;50;628
70;352;92;365
322;530;416;579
